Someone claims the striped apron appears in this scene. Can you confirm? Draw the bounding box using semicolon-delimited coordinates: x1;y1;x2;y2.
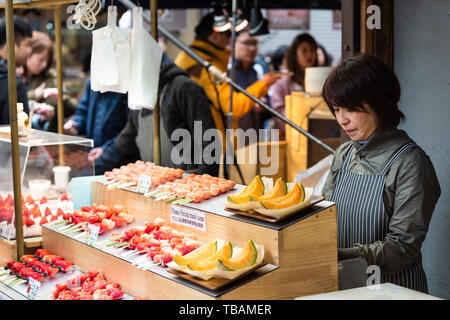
330;142;428;293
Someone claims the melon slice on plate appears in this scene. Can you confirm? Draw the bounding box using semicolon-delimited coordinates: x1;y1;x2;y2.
218;240;257;271
255;186;314;219
187;241;233;271
172;240;217;266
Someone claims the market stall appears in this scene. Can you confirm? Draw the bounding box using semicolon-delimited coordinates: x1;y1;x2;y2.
0;0;339;300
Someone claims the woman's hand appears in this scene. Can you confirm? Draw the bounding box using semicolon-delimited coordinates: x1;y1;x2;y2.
63;119;78;135
34;83;47;101
262;71;290;87
87;147;104;164
35;103;55;121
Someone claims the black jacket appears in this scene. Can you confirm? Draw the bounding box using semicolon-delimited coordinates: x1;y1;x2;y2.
0;57;29;124
101;61;218;176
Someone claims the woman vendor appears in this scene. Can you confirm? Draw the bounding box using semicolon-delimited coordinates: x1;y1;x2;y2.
321;54;441;293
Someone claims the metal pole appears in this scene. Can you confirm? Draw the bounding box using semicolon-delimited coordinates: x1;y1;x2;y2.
117;0;335;155
5;0;24;259
150;0;161;165
55;5;65;165
226;0;238;181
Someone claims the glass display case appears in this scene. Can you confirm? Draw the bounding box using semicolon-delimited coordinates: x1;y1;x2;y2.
0;126;94;240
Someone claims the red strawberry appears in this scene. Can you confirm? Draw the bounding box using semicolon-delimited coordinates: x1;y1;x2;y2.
44;207;52;217
60;193;69;201
25;194;34;205
25;216;35;227
56;208;64;217
50;215;58;222
40;196;48;205
40;216;48;226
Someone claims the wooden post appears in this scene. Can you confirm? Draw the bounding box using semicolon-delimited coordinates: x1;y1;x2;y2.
54;5;65;165
151;0;160;165
5;0;24;259
360;0;394;67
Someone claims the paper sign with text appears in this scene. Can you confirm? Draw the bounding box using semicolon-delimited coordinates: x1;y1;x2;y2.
170;206;206;232
27;277;41;300
137;174;152;194
86;224;100;246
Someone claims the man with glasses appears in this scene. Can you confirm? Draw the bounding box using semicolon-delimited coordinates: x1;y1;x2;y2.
175;12;282;181
232;28;272;138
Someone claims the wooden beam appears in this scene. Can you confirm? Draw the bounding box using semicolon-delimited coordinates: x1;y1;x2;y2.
360;0;394;67
0;0;78;9
5;0;25;260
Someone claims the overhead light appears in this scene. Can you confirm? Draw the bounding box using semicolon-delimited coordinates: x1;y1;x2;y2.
212;1;232;32
249;0;269;36
233;14;248;32
213;13;232;32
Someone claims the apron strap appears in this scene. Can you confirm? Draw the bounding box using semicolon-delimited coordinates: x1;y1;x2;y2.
381;142;417;176
341;145;355;171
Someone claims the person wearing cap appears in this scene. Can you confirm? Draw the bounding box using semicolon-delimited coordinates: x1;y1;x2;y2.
175;12;283;149
0;16;32;124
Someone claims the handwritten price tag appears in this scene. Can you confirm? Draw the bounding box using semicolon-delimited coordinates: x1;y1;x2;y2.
137;174;152;194
27;277;41;300
85;224;100;246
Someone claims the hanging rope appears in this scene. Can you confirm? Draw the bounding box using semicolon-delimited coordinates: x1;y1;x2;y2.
73;0;102;30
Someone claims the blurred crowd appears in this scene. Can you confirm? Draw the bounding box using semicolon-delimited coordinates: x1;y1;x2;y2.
0;13;334;181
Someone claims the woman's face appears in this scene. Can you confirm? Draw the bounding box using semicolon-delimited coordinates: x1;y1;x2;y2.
26;49;49;75
296;42;316;69
333;105;378;141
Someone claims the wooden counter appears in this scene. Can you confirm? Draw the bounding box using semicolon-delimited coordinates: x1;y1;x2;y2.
42;182;338;300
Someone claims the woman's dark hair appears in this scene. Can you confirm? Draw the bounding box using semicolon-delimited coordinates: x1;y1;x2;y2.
286;33;318;85
0;16;32;48
323;54;405;129
317;43;333;67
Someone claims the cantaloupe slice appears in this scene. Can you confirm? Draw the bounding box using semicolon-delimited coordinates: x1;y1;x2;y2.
254;178;287;201
187;241;233;271
218;240;257;271
227;176;264;204
172;241;217;266
260;183;305;210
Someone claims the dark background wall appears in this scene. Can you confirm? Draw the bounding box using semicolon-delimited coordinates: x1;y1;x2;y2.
394;0;450;299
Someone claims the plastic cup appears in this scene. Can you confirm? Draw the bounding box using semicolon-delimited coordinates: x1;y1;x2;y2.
28;179;51;199
53;166;71;189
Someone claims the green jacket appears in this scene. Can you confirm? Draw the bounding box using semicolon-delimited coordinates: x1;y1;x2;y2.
322;129;441;274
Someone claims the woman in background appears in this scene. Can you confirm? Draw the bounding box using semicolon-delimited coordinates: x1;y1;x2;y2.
270;33;318;140
18;31;77;131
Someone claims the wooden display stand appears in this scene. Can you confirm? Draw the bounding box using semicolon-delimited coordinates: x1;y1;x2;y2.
42;182;338;300
285;92;341;182
0;237;41;266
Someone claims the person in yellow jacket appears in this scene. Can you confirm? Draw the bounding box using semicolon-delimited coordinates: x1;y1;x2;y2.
175;12;283;144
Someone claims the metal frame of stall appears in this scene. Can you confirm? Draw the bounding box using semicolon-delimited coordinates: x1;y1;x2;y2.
3;0;339;261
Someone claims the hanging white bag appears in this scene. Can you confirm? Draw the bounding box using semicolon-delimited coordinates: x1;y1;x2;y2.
128;6;163;110
91;5;131;93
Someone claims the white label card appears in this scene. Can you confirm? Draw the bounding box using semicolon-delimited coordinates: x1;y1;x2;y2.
137;174;152;194
27;277;41;300
86;224;100;246
170;205;206;232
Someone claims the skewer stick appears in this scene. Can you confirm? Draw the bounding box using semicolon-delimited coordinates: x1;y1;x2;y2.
73;231;87;239
142;263;157;271
57;223;74;231
117;182;135;189
8;278;26;287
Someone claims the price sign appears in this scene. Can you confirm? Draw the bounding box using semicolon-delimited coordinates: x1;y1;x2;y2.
27;277;41;300
137;174;152;194
85;224;100;246
170;206;206;232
